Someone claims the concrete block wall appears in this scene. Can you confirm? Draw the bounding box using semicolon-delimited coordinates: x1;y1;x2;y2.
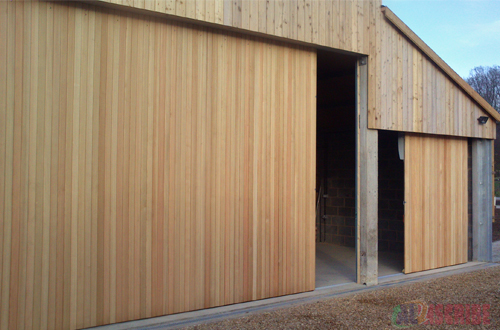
317;130;405;251
378;131;405;252
318;131;356;247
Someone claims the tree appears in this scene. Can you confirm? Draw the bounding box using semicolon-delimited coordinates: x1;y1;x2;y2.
465;65;500;113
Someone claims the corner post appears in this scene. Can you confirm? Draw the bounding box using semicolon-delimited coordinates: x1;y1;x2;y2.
472;139;493;262
356;57;378;285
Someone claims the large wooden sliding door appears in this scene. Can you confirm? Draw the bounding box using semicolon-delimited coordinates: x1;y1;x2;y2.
0;1;317;329
404;134;468;274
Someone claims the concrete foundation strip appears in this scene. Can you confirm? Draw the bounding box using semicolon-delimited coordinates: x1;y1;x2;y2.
89;262;499;330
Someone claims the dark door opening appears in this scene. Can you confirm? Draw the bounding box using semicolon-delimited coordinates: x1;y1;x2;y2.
315;50;357;288
378;130;405;277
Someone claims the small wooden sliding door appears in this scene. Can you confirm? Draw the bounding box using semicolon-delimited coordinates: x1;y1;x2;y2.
404;134;468;274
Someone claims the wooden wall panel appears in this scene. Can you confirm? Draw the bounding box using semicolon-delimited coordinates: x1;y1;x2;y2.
95;0;377;55
404;134;468;274
0;1;317;329
93;0;496;139
372;17;496;139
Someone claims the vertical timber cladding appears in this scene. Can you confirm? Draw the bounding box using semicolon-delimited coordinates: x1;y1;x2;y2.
404;134;468;274
373;10;496;139
0;1;317;329
95;0;378;55
94;0;497;140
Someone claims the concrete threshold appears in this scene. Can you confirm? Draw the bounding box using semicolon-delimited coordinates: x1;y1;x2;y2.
88;262;499;330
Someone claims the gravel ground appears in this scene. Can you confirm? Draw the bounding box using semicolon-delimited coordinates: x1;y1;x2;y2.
185;265;500;330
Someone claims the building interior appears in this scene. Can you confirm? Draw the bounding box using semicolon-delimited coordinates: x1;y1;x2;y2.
315;50;405;287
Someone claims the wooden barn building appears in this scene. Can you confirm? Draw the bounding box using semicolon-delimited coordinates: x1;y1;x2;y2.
0;0;497;329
